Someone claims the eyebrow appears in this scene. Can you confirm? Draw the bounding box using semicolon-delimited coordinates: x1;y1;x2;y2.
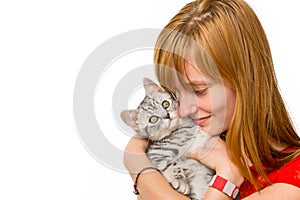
186;81;208;87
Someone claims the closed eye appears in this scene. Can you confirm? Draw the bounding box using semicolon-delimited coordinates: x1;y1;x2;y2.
194;88;208;95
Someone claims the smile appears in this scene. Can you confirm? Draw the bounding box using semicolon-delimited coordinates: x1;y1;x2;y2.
193;116;211;127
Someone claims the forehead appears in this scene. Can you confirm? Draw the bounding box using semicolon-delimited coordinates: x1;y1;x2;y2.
156;50;222;94
172;62;214;91
183;62;211;84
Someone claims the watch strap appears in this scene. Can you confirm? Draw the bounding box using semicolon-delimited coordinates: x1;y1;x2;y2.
209;175;239;199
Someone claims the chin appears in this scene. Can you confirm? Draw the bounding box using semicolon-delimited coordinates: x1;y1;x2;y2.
204;126;227;136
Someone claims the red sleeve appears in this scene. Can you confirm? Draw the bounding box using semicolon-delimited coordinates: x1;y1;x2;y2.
275;155;300;188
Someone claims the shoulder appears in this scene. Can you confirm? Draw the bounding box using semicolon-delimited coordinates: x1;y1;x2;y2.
274;153;300;188
240;153;300;198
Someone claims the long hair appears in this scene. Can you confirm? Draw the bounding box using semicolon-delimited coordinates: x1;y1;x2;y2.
154;0;300;189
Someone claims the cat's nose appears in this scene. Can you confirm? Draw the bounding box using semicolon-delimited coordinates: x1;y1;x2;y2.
166;113;170;119
162;113;170;119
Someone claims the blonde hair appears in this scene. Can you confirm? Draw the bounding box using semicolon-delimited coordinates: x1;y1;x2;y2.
154;0;300;189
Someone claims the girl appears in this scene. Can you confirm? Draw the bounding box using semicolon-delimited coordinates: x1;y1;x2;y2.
124;0;300;199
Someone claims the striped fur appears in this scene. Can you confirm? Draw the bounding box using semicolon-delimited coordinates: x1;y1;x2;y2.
121;78;214;200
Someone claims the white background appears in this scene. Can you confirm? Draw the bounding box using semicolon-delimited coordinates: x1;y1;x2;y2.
1;0;299;199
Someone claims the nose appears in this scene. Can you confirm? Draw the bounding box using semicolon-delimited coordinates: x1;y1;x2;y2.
178;91;198;118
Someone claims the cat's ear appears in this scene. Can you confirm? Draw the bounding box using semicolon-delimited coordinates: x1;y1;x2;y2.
120;109;139;129
143;78;164;96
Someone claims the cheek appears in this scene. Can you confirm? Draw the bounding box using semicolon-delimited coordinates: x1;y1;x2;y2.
224;90;236;119
209;85;235;118
195;95;212;111
208;85;227;113
205;85;236;135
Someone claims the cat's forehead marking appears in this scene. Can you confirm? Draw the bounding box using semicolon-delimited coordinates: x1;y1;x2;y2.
138;96;158;111
137;91;176;118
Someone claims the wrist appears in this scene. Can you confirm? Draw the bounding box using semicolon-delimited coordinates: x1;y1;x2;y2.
133;167;161;195
208;175;240;199
216;169;244;187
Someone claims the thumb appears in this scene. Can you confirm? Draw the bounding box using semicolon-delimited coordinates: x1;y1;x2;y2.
186;147;213;162
186;137;221;170
186;148;203;160
186;136;219;161
186;147;215;170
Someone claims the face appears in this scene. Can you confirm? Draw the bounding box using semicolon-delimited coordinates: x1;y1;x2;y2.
174;62;236;135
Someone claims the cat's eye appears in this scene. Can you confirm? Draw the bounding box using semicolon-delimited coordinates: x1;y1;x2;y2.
149;116;158;123
162;100;170;109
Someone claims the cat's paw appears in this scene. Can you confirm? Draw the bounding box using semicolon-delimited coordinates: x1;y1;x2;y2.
164;163;191;195
170;178;191;195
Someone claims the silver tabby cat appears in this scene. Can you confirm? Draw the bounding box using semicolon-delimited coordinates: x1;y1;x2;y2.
121;78;215;200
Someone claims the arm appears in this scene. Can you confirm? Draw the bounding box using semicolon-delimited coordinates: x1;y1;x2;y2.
124;136;300;200
188;138;300;200
244;183;300;200
202;183;300;200
123;136;190;200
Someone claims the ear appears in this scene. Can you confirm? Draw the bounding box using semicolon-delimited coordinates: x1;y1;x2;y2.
143;78;164;96
120;109;139;129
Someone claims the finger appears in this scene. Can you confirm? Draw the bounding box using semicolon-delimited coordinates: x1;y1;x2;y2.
186;147;216;171
186;148;202;160
187;136;219;159
186;147;214;163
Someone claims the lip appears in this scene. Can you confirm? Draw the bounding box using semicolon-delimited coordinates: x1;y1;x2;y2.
194;116;211;127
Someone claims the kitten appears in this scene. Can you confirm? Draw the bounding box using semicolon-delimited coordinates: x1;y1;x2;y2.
121;78;215;200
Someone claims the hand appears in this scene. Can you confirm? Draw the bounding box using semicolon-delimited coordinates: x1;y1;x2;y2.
187;137;244;187
123;135;199;200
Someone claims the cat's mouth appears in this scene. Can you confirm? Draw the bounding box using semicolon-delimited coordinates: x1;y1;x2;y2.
166;112;179;129
164;111;178;120
169;118;179;129
161;114;177;127
162;113;171;120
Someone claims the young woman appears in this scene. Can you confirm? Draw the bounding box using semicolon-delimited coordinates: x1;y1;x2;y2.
124;0;300;199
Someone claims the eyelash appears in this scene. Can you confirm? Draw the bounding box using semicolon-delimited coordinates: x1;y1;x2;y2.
194;88;208;95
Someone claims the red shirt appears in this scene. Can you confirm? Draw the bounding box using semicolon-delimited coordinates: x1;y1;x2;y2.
240;148;300;199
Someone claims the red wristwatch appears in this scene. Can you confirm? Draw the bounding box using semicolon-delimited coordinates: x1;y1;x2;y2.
209;175;239;199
